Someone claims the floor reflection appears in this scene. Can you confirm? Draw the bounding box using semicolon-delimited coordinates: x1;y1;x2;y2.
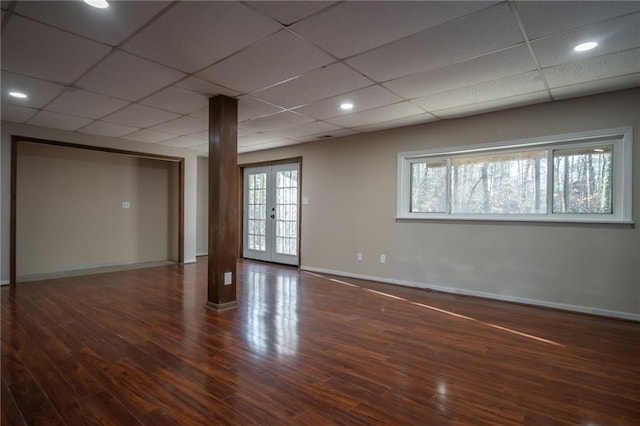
245;269;299;358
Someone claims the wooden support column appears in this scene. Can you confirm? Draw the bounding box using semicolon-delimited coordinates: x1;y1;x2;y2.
205;95;239;312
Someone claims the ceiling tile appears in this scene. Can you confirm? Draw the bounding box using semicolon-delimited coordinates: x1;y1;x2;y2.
252;62;373;108
188;131;208;142
45;89;129;119
26;110;93;131
102;103;180;128
197;30;334;94
543;49;640;88
78;51;185;101
1;15;111;82
432;91;550;119
295;128;360;142
291;1;497;59
239;139;298;153
239;111;314;132
292;85;402;120
354;113;438;133
238;96;284;122
326;102;424;128
140;86;209;115
14;1;170;46
123;129;177;144
175;77;239;97
247;1;336;26
550;73;640;100
149;116;208;135
383;45;537;99
266;121;342;139
346;2;523;82
1;71;65;108
515;0;640;40
239;134;284;146
532;13;640;68
78;120;139;138
188;107;208;121
122;1;281;73
411;71;546;111
159;136;205;148
191;143;209;153
1;103;38;123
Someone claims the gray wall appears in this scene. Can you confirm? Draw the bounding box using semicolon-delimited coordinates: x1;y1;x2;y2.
196;156;208;255
239;88;640;319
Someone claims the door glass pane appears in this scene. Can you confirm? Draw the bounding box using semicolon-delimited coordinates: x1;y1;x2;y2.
275;170;298;255
553;146;613;214
247;172;267;252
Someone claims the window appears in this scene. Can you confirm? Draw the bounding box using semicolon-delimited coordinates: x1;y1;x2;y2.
397;127;632;223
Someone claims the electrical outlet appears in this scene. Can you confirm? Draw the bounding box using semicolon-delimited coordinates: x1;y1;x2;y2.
380;254;386;264
224;272;232;285
357;252;363;261
122;201;130;209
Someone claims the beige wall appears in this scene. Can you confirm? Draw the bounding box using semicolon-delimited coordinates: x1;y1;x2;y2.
15;142;179;278
1;121;200;283
196;156;208;255
239;88;640;319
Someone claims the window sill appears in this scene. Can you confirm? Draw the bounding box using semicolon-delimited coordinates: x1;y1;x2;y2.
395;214;634;225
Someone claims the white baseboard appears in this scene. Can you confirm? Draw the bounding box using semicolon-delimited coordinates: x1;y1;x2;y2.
183;258;198;264
196;252;208;257
0;280;9;286
301;266;640;322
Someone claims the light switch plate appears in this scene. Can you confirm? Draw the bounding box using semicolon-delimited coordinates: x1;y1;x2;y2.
122;201;130;209
224;272;232;285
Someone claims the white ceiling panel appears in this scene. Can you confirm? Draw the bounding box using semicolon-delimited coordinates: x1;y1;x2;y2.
239;138;298;153
159;136;205;148
239;134;284;146
266;121;342;139
412;71;546;112
188;107;208;121
27;110;93;131
384;45;537;99
175;77;239;97
46;89;129;119
346;2;523;82
102;103;179;128
1;103;38;123
1;15;111;82
123;129;177;144
14;1;170;46
295;128;360;142
543;49;640;89
291;1;496;59
78;120;139;138
515;0;640;40
149;116;208;135
238;96;285;122
141;86;209;115
1;71;65;108
432;91;550;119
188;131;209;142
326;102;424;128
78;51;185;101
551;73;640;100
292;85;402;120
532;13;640;68
354;113;438;133
239;111;314;132
197;30;334;94
122;1;281;73
191;143;209;153
252;62;373;108
248;1;336;25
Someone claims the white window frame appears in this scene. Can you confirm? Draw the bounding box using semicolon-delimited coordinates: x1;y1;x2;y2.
397;127;633;224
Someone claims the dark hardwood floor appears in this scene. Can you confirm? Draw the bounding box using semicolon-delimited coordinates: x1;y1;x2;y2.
2;258;639;425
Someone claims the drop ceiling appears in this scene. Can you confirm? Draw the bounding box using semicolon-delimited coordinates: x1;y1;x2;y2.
1;1;638;154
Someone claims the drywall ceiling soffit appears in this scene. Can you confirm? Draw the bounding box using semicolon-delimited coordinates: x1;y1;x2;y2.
0;1;638;155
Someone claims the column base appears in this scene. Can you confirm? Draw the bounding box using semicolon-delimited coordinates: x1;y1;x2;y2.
204;300;238;313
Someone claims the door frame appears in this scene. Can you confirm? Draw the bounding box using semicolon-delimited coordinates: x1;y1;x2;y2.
238;157;302;267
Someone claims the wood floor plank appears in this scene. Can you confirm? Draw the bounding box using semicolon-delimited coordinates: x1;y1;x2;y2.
2;258;638;425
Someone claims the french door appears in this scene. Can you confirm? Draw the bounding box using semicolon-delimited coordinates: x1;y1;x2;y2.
243;163;299;266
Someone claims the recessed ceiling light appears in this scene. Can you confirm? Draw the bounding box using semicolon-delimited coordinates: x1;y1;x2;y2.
340;102;354;110
84;0;109;9
9;91;28;99
574;41;598;52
